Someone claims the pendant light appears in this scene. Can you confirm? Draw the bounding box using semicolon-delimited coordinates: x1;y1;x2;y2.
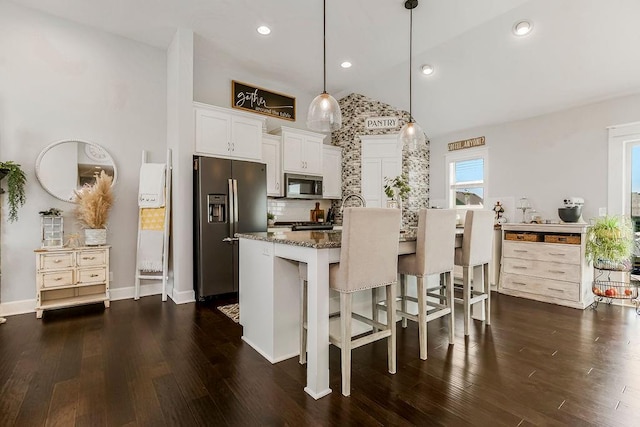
398;0;426;151
307;0;342;132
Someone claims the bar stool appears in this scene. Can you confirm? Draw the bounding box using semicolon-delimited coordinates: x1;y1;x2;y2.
395;208;457;360
454;210;494;336
299;208;401;396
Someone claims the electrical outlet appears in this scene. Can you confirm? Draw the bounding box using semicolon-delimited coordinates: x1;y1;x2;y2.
599;207;607;216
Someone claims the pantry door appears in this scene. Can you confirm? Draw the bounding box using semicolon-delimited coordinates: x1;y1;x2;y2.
361;135;402;208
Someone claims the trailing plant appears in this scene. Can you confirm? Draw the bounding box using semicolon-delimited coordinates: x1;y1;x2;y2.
267;211;275;220
384;174;411;201
585;215;634;267
73;171;113;229
0;161;27;222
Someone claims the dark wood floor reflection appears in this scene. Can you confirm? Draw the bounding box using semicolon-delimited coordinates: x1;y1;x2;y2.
1;293;640;426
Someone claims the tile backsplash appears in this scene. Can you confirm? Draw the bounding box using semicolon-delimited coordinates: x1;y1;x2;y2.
268;199;333;222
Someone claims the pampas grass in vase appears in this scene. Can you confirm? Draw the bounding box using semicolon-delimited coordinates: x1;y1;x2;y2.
74;171;114;245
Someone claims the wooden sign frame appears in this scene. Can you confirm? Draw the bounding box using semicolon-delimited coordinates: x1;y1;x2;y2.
448;136;486;151
231;80;296;121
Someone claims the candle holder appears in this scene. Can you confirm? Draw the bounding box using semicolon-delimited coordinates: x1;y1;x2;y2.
517;197;531;223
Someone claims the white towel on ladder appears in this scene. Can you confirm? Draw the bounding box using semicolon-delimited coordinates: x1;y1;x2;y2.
138;229;164;272
138;163;166;208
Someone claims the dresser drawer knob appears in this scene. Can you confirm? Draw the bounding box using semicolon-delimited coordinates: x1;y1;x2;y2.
513;282;527;286
83;256;96;260
54;277;63;281
54;259;61;263
548;288;565;293
513;266;528;270
514;249;528;253
90;274;99;278
549;253;566;256
548;270;566;274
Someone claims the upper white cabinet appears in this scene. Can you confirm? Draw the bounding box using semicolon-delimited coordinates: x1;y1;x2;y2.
273;126;324;175
262;134;282;197
194;102;265;161
322;145;342;199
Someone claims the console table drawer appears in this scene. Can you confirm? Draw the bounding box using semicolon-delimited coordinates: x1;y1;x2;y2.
503;241;581;264
502;273;580;302
503;257;581;282
77;250;107;267
39;252;74;270
41;270;74;288
77;267;107;284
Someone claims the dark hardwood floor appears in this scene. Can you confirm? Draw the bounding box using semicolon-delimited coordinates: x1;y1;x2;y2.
1;293;640;426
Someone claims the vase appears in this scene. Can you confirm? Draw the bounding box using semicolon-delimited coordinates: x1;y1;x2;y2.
386;200;398;209
84;228;107;246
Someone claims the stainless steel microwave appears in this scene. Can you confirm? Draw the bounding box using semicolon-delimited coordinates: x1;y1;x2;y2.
284;173;323;199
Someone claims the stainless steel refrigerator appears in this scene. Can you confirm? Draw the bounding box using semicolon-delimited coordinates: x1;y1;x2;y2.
194;156;267;299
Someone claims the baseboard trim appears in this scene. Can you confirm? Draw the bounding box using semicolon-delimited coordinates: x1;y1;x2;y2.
0;299;37;316
110;283;164;301
170;288;195;304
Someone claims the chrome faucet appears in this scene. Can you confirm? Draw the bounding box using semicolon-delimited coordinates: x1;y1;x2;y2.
340;193;367;214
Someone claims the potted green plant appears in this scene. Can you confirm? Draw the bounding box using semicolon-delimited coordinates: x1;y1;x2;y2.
0;161;27;222
384;174;411;201
585;214;634;270
267;211;276;227
74;171;114;245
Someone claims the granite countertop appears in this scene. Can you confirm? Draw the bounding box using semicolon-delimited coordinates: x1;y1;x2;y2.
236;229;417;249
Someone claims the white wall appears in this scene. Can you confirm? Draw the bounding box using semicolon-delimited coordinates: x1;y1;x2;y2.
430;93;640;223
0;1;166;307
193;53;319;136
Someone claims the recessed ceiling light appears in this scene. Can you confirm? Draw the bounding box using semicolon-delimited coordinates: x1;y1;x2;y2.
512;20;533;36
341;61;352;69
257;25;271;35
421;64;434;75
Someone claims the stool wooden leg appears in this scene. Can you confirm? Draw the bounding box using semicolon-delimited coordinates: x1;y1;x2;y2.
386;283;397;374
299;280;307;364
417;276;427;360
371;288;379;333
400;274;408;328
484;263;491;326
446;271;455;345
463;266;471;336
340;292;352;397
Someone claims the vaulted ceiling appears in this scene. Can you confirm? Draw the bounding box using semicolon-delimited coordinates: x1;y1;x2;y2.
10;0;640;138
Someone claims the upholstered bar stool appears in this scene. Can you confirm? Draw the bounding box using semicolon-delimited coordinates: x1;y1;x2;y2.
329;207;401;396
454;210;494;336
394;208;457;360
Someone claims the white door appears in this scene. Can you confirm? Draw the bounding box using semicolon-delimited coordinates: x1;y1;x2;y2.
231;115;262;160
282;132;305;173
194;107;230;156
361;136;402;208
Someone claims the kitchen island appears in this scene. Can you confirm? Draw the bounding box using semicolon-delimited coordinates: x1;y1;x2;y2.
237;229;465;399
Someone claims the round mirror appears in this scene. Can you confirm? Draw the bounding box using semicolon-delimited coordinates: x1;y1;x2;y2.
35;140;118;202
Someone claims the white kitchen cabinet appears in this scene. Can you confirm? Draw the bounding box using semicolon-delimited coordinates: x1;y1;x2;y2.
34;246;110;319
322;145;342;199
262;134;282;197
194;102;265;161
499;223;593;309
273;126;324;175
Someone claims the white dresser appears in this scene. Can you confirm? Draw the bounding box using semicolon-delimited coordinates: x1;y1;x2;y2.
499;223;593;309
34;246;110;318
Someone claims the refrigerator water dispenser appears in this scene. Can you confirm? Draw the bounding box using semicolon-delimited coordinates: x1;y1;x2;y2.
208;194;227;223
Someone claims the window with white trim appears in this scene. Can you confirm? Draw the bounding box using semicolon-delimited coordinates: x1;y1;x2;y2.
446;149;488;209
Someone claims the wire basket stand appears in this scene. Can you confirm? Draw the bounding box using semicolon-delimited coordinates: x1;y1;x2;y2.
591;265;640;313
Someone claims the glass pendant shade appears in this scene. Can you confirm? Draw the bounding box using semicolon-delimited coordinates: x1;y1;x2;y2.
398;120;426;152
307;92;342;132
307;0;342;132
